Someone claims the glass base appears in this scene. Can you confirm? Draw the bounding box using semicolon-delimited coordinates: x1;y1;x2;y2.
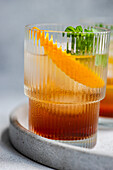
57;133;97;149
99;117;113;128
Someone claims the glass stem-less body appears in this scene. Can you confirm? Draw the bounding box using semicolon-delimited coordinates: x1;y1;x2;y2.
24;24;110;148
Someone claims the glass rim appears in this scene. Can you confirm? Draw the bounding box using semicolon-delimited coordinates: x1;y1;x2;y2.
95;23;113;33
25;23;111;34
80;17;113;32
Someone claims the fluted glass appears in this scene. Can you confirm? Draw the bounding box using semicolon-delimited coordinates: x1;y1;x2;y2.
24;24;110;148
79;18;113;120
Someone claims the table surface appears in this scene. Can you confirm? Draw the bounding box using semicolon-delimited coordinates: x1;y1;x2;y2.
1;94;113;170
1;78;113;170
0;91;53;170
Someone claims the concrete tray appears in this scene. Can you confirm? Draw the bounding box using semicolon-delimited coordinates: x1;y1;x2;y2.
9;104;113;170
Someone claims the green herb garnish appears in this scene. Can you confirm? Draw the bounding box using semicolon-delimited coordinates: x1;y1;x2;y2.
62;25;108;67
63;25;94;55
95;23;113;30
99;23;103;27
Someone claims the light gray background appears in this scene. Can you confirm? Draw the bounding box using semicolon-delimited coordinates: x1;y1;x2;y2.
1;0;113;96
0;0;113;169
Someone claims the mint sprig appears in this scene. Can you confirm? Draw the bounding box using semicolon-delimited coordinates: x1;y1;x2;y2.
63;25;94;55
62;25;108;67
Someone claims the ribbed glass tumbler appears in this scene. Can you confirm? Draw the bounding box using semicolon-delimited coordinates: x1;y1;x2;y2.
24;24;110;148
99;25;113;120
79;18;113;122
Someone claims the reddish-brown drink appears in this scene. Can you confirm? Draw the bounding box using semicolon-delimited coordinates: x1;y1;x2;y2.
29;99;99;140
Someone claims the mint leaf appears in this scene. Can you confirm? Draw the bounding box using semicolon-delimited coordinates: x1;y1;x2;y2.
75;26;83;32
84;28;93;32
65;26;76;32
99;23;103;27
62;32;65;37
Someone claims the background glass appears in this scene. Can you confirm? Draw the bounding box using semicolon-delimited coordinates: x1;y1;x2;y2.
80;18;113;125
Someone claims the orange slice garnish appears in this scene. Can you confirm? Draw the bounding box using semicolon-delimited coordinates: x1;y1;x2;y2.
31;27;105;88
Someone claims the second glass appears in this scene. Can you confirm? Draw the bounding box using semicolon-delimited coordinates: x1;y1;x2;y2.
24;24;110;148
99;26;113;119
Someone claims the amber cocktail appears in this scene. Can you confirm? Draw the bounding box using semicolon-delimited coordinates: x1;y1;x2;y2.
100;37;113;118
24;24;110;148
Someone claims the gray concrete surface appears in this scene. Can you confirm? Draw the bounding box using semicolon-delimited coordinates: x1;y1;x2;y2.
0;94;52;169
9;104;113;170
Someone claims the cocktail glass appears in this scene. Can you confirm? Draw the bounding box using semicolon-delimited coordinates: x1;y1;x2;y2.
24;24;110;148
79;18;113;125
99;25;113;124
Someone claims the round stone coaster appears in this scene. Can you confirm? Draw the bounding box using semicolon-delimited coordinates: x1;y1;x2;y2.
9;104;113;170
